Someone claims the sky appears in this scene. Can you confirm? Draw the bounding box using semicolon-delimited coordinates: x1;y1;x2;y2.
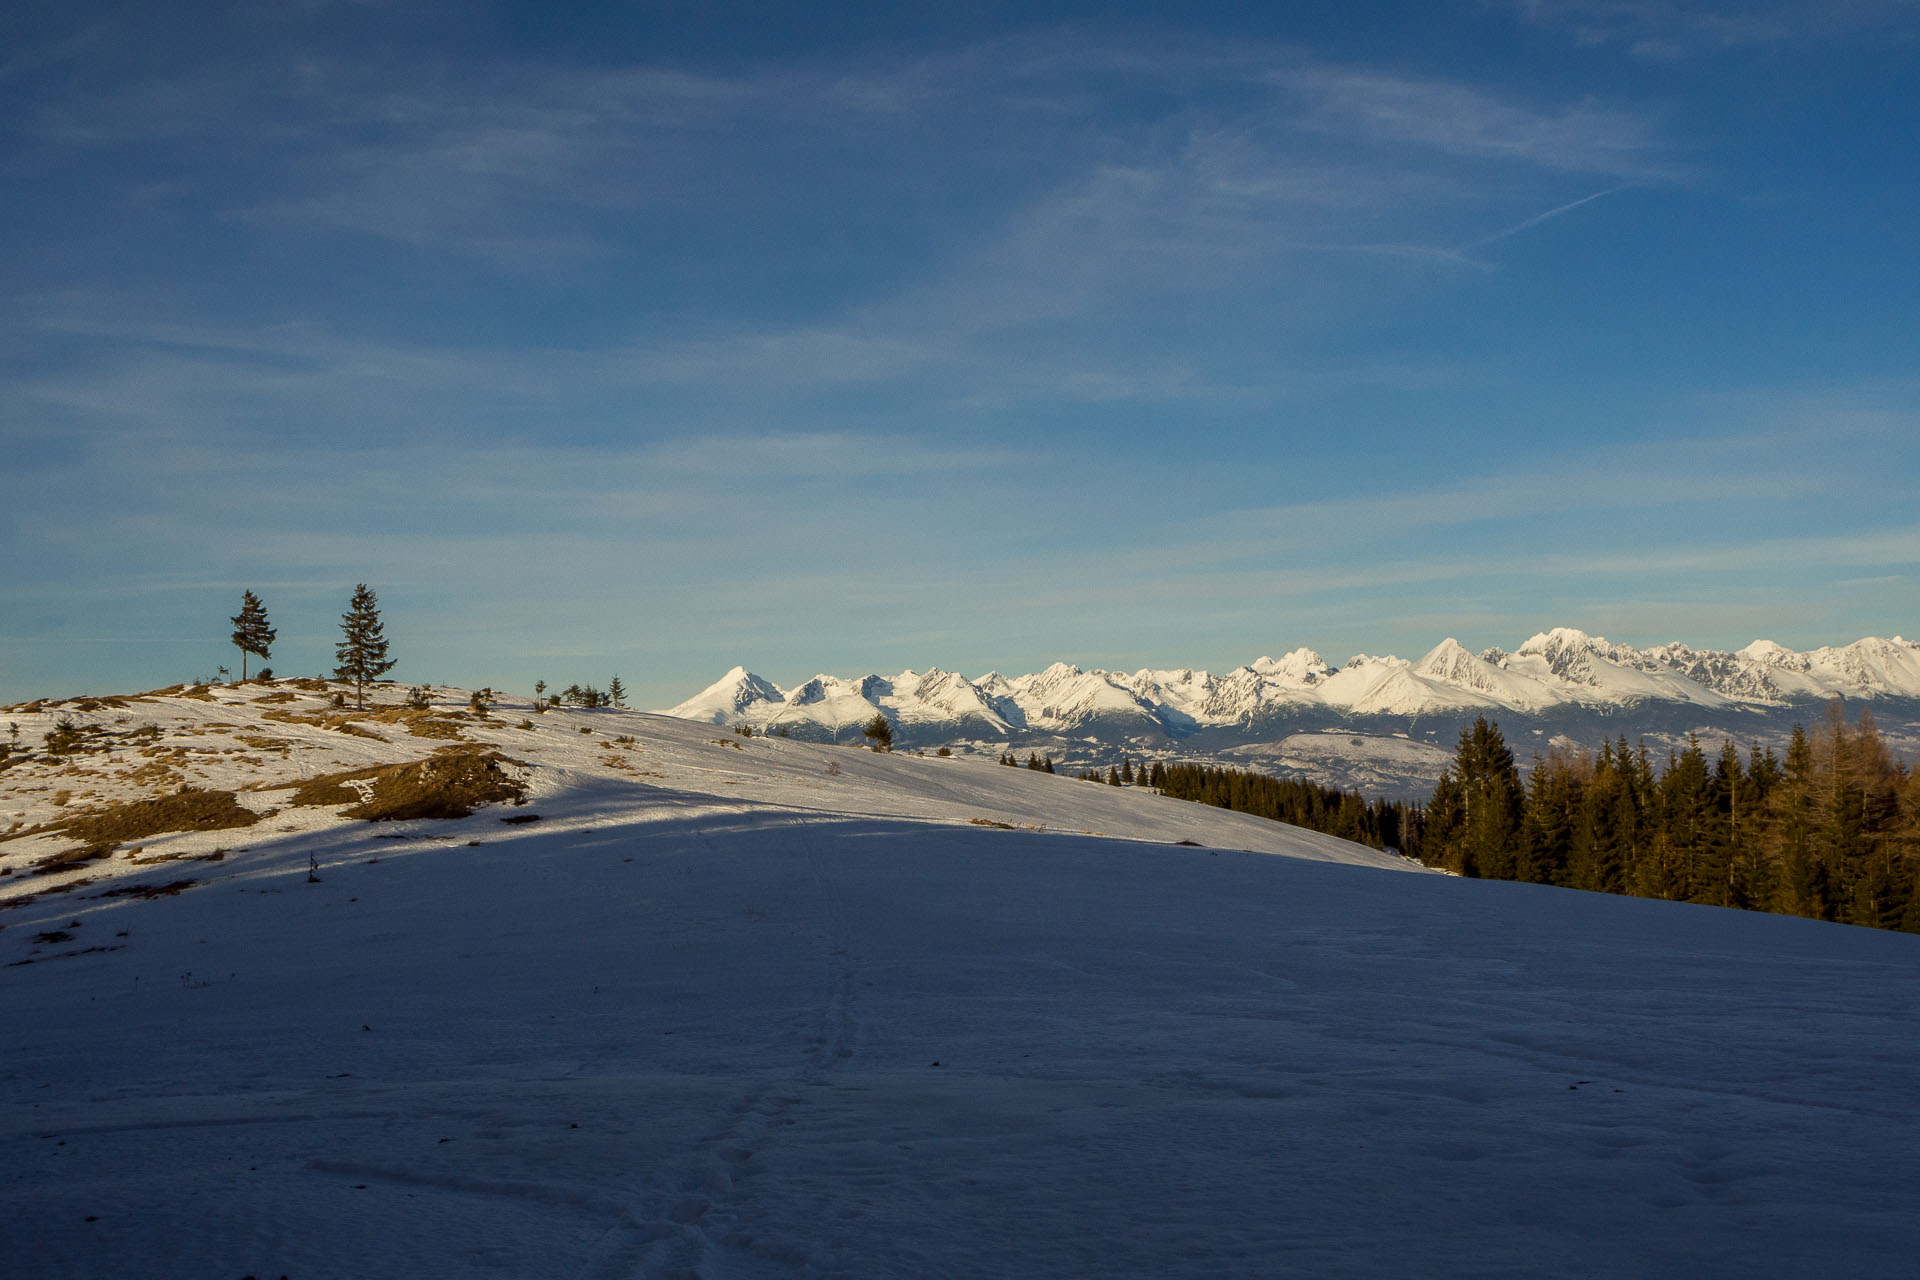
3;0;1917;708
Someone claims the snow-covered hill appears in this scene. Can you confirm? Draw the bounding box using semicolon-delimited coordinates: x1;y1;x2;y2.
4;680;1917;1278
664;631;1920;794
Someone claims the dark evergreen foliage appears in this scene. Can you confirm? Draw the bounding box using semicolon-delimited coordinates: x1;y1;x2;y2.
1155;762;1419;857
332;583;395;710
230;590;275;681
1410;706;1920;934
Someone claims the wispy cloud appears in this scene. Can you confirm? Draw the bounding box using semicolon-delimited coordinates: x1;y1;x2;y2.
1269;65;1665;177
1495;0;1920;55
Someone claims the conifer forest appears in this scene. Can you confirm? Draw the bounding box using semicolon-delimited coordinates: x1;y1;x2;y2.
1156;703;1920;934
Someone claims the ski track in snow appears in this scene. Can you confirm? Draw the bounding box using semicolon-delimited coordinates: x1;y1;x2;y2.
2;684;1918;1277
579;813;863;1280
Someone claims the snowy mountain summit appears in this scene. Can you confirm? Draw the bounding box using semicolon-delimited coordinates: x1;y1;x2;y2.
667;631;1920;737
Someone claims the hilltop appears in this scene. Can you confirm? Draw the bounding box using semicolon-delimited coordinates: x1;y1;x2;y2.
2;679;1917;1277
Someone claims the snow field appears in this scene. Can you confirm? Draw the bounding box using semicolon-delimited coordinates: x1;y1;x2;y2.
3;685;1918;1277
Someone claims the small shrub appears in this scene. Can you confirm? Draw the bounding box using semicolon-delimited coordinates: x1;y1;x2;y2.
331;692;347;708
579;726;592;735
518;719;533;730
824;759;841;777
405;686;432;711
44;716;84;756
936;746;952;757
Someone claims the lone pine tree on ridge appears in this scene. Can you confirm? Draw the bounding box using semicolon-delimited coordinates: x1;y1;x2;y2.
229;590;275;681
334;583;396;710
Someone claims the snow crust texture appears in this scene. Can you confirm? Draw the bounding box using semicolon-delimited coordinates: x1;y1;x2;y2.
4;683;1919;1278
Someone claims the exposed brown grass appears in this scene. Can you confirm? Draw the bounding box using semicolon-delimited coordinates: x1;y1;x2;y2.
277;748;525;821
70;697;130;712
92;878;197;899
127;848;225;866
402;716;468;741
0;787;261;875
259;707;396;741
31;845;117;874
11;788;267;871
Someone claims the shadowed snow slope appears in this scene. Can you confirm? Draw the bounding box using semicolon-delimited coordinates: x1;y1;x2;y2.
3;684;1918;1278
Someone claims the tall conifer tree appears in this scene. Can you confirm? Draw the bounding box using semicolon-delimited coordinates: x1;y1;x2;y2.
333;583;395;710
229;590;275;681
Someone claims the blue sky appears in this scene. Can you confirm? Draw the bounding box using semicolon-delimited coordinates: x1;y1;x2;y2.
3;0;1917;707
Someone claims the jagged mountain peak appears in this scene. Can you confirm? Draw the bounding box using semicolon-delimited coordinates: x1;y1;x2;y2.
662;633;1920;747
1250;648;1332;684
1516;626;1604;656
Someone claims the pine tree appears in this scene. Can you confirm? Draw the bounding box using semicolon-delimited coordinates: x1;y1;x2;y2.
1521;748;1586;887
1769;725;1824;918
862;713;892;752
230;590;276;682
608;674;627;709
333;583;395;710
1435;717;1523;878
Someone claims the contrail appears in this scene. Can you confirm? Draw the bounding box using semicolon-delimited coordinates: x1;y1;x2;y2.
1469;183;1637;248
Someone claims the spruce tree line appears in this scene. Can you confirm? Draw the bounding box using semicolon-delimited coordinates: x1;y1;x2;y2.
1419;708;1920;933
1155;762;1418;855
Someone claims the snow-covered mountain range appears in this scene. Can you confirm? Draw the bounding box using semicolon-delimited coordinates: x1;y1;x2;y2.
665;631;1920;794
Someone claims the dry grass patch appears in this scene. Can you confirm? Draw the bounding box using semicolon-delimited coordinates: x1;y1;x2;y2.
92;878;197;899
401;716;468;741
2;792;251;854
7;788;267;870
127;848;225;866
70;697;130;712
259;707;394;741
276;748;525;821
